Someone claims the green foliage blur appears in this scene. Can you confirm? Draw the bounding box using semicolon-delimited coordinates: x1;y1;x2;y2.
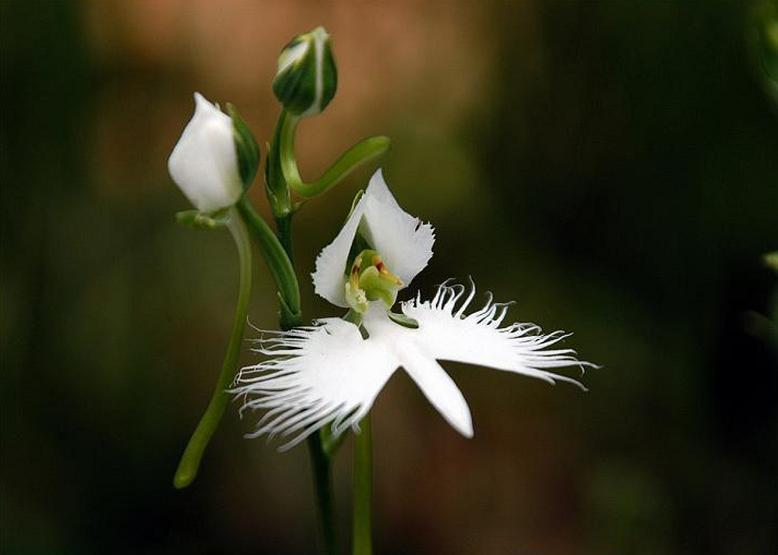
1;1;776;554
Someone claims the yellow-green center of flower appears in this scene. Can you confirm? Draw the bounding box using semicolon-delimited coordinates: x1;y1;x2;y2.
344;249;403;314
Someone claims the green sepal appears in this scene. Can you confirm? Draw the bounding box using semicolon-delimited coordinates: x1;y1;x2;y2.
387;311;419;329
227;103;260;190
176;209;230;229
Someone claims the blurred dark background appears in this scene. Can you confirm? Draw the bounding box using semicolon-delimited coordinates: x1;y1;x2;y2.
2;1;777;554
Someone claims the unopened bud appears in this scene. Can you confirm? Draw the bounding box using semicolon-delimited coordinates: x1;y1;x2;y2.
273;26;337;117
168;93;244;213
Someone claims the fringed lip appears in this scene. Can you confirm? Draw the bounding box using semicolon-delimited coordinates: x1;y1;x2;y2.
233;280;594;450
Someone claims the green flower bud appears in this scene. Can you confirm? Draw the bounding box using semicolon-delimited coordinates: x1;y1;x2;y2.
273;26;337;117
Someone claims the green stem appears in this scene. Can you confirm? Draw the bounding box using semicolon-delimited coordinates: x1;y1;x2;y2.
352;414;373;555
276;212;295;265
265;110;292;219
268;189;337;555
278;110;391;199
308;432;337;555
173;207;252;489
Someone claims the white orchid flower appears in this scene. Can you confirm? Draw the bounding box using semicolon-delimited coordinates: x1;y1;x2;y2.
235;171;591;448
168;92;243;213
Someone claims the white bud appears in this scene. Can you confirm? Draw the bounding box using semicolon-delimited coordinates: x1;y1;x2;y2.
168;93;242;213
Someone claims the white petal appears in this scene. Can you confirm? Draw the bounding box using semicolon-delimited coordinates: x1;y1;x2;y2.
236;283;591;447
233;318;398;449
359;170;435;286
168;92;242;213
311;195;369;307
311;170;435;307
401;280;592;388
396;342;473;437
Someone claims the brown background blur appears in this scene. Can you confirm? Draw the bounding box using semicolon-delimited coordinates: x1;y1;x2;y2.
2;1;777;554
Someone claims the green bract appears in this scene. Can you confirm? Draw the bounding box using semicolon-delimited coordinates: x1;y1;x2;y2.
175;209;230;229
228;104;260;190
272;26;337;117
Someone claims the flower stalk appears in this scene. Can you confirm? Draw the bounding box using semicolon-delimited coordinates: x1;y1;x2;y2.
278;111;390;199
352;415;373;555
266;109;390;218
261;79;390;551
271;199;339;555
173;207;252;489
307;430;338;555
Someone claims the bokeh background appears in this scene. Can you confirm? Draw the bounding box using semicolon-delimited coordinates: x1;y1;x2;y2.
2;1;777;554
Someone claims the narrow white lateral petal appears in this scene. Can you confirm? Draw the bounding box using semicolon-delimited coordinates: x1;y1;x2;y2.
360;170;435;287
311;197;368;307
401;281;591;388
396;341;473;438
234;318;398;449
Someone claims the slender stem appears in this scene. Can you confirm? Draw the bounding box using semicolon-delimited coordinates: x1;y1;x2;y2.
352;415;373;555
173;207;252;489
265;110;292;219
278;110;391;199
308;432;337;555
276;212;295;265
266;170;337;554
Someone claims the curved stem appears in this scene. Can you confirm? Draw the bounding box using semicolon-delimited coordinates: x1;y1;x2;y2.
173;207;252;489
352;414;373;555
278;110;390;199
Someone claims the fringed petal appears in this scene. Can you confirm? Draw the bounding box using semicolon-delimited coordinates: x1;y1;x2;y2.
237;281;592;447
398;279;593;389
233;318;398;449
